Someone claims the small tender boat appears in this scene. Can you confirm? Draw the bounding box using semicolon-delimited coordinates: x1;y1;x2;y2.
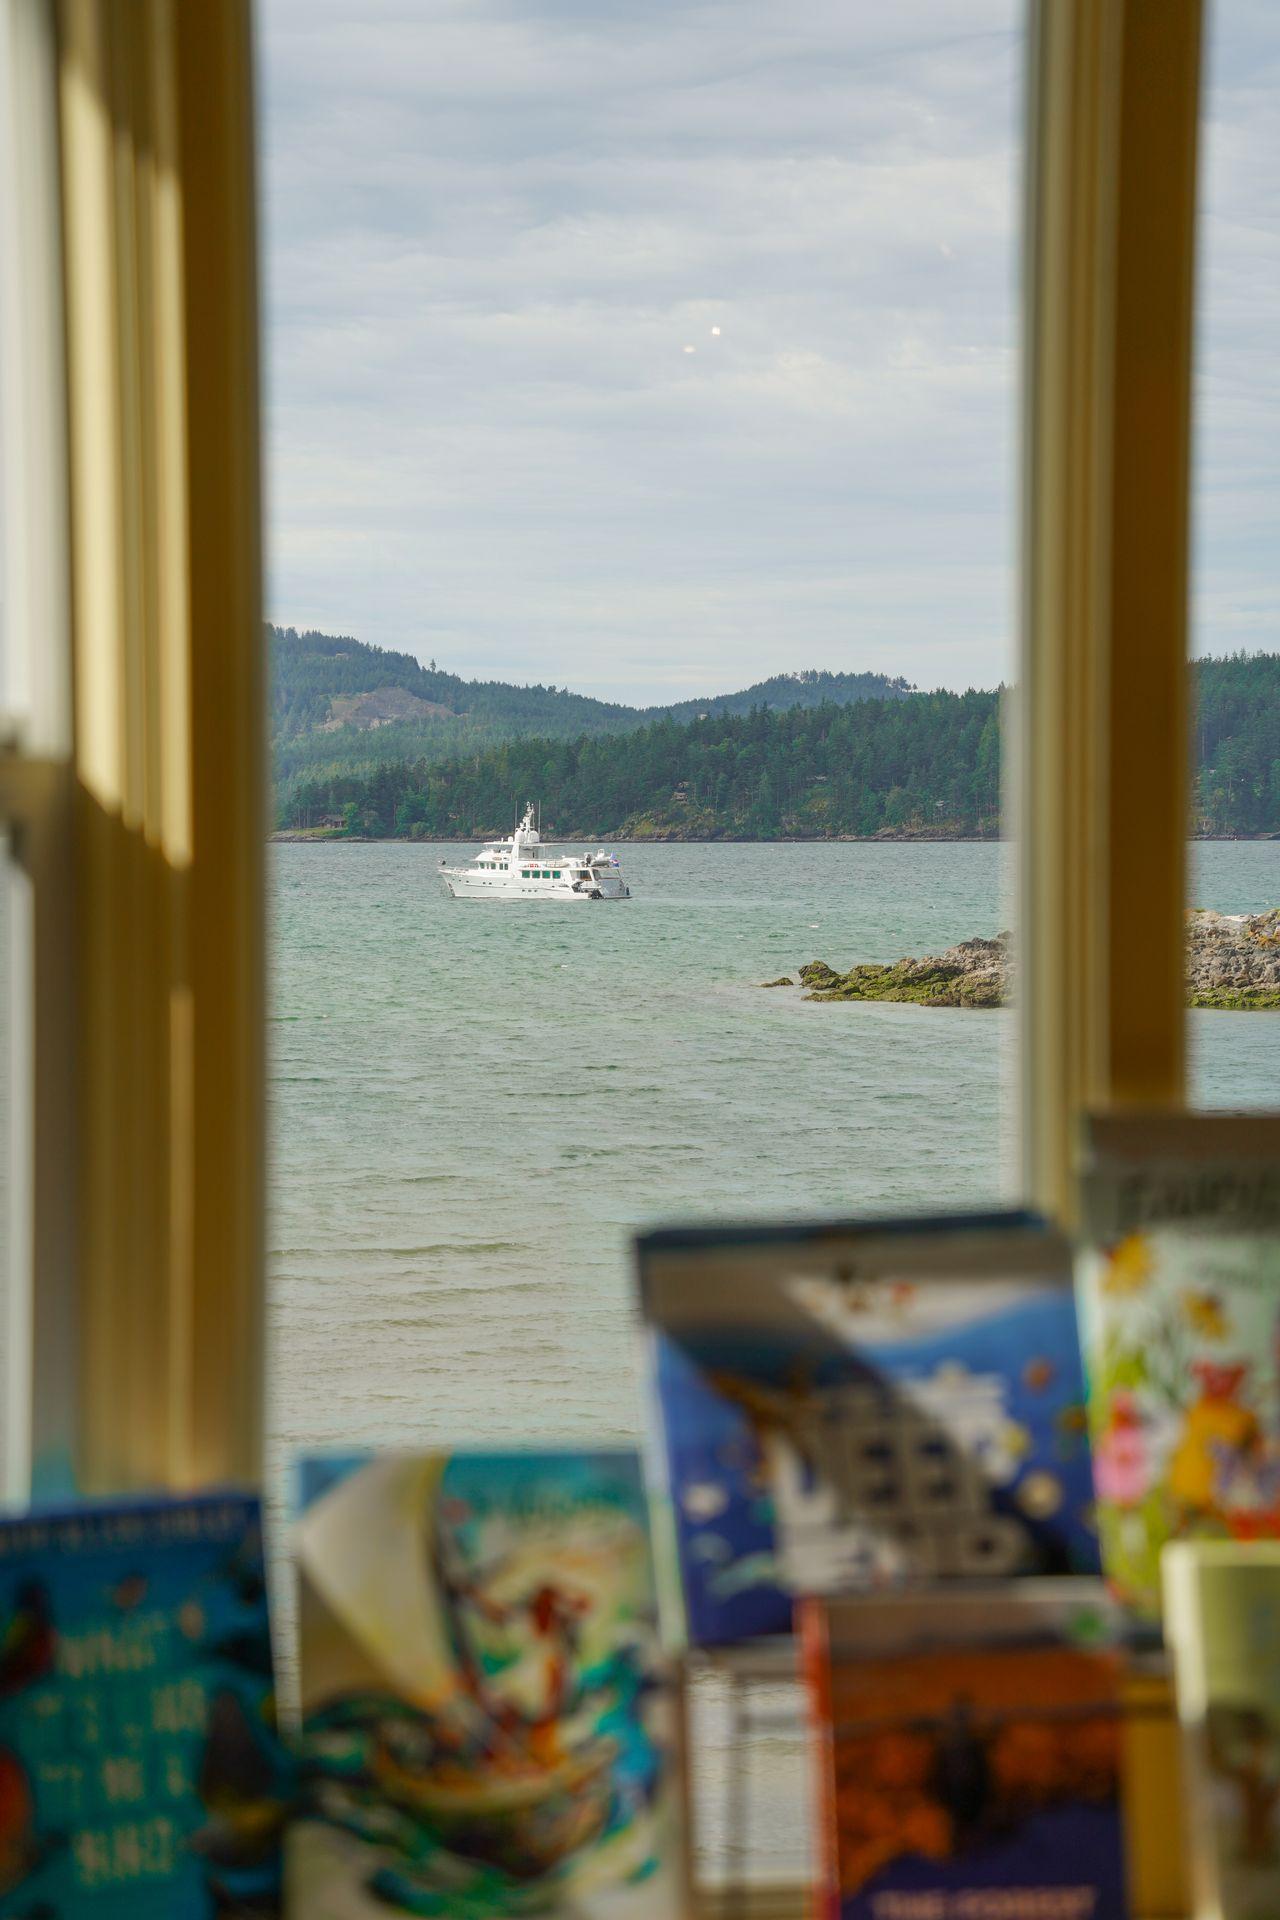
439;805;631;901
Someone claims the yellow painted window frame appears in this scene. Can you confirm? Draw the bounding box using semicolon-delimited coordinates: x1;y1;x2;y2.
1017;8;1201;1914
1018;0;1201;1224
1;0;265;1498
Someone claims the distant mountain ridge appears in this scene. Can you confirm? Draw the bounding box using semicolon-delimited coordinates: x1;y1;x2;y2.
650;667;914;724
270;626;912;786
272;648;1280;841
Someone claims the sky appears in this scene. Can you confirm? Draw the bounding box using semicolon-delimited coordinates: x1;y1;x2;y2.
257;0;1278;707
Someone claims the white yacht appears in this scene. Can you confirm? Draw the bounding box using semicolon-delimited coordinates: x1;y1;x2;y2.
439;806;631;902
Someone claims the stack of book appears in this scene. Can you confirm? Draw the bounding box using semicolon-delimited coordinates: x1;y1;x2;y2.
638;1208;1131;1919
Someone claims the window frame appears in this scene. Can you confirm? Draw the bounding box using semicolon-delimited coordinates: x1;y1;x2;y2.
1;0;266;1500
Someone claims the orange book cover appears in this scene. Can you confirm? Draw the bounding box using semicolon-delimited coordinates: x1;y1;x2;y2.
798;1596;841;1920
800;1586;1129;1920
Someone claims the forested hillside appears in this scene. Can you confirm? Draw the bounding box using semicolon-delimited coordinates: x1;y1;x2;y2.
1193;651;1280;835
274;651;1280;841
281;690;1002;838
271;628;636;782
270;627;911;785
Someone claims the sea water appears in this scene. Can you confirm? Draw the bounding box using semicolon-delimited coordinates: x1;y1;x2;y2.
267;837;1280;1880
268;837;1280;1461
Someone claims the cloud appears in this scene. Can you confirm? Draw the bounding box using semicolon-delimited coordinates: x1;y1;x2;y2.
1193;1;1280;655
257;0;1275;701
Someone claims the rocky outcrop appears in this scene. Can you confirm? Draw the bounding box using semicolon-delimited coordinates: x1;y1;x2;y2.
758;976;795;988
798;937;1009;1008
1186;908;1280;1008
794;910;1280;1010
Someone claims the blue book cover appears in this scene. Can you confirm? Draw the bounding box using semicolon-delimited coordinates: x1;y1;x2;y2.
0;1491;290;1918
638;1213;1101;1646
289;1448;686;1918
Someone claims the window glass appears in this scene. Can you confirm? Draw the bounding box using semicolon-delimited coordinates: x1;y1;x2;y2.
261;0;1021;1462
261;0;1021;1884
1189;0;1280;1106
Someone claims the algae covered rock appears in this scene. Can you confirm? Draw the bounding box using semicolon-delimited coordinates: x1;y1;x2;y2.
1186;907;1280;1009
798;961;842;990
758;976;795;988
801;934;1011;1008
791;909;1280;1012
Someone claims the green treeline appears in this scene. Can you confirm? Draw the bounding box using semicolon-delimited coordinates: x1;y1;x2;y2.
280;690;1003;839
1193;651;1280;835
275;651;1280;841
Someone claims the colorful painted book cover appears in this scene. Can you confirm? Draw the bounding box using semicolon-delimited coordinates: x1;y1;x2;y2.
290;1449;687;1918
1077;1113;1280;1621
0;1491;289;1919
1164;1541;1280;1920
800;1583;1129;1920
638;1213;1099;1646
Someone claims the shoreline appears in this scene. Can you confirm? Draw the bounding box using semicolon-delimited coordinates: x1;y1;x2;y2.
268;829;1280;846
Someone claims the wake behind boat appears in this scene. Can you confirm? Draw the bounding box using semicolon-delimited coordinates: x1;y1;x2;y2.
439;805;631;901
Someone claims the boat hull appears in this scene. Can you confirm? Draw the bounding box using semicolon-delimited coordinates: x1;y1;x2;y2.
440;871;629;901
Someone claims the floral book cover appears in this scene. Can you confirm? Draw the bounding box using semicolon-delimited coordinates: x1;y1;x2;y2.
0;1491;290;1919
799;1584;1129;1920
1077;1113;1280;1622
638;1212;1100;1648
289;1449;687;1919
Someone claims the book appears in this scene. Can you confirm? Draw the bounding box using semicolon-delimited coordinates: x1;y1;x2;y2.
289;1448;687;1918
1163;1541;1280;1920
0;1490;288;1918
638;1212;1100;1646
1077;1113;1280;1621
799;1582;1129;1920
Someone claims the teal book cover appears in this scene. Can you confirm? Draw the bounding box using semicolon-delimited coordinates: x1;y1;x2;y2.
290;1448;687;1918
0;1492;290;1918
